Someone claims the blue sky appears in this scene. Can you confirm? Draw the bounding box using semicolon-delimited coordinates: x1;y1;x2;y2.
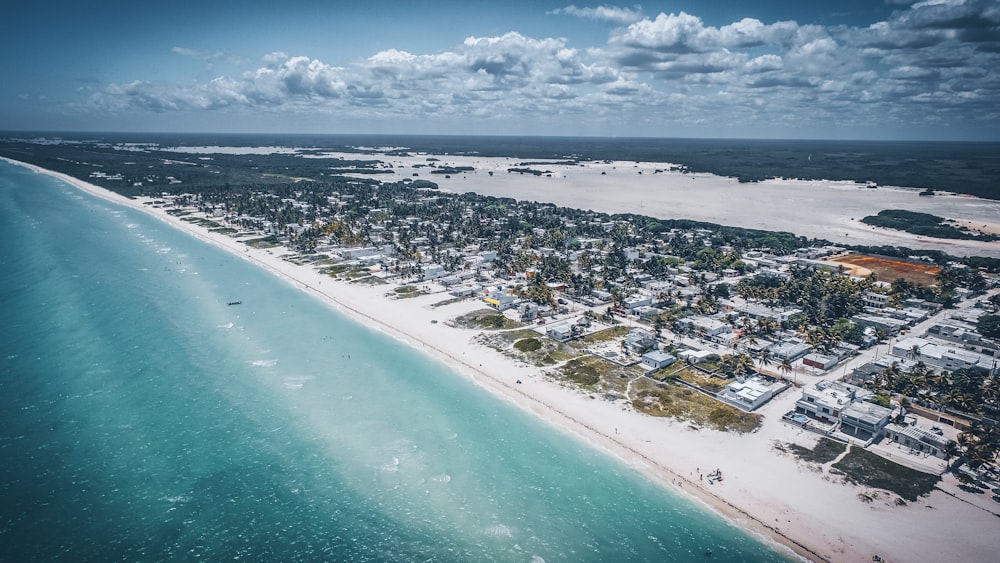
2;1;998;140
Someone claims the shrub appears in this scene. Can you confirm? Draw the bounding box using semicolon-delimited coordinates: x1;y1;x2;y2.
514;338;542;352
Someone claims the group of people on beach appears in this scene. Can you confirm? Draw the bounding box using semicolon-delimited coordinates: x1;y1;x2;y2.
696;467;723;483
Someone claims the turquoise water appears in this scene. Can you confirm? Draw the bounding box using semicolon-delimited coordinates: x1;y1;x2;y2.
0;160;789;562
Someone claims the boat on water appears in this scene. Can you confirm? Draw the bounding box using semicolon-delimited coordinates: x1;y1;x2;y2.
227;301;242;306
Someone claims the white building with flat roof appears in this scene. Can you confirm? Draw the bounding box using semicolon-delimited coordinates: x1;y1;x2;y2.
795;380;867;423
840;401;893;439
641;350;677;370
892;337;996;374
719;377;774;411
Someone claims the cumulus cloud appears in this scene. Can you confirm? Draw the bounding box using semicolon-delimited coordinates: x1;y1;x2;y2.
82;1;1000;136
549;4;644;25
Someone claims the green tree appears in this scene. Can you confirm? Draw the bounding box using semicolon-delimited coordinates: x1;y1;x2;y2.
977;314;1000;339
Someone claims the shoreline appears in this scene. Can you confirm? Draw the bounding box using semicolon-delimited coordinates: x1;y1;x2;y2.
7;156;998;562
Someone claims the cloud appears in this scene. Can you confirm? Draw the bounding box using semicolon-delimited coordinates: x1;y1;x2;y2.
79;1;1000;137
171;47;247;66
549;4;644;25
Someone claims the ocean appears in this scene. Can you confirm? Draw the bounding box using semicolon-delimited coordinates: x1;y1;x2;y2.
0;159;790;561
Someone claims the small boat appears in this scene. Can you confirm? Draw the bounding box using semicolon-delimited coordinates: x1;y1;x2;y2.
227;301;242;306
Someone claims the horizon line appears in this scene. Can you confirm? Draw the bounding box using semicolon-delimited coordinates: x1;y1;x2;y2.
3;129;999;144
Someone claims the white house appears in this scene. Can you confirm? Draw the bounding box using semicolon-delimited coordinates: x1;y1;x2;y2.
678;349;715;364
624;294;653;310
641;350;677;370
624;328;657;354
795;380;866;423
484;290;515;311
678;316;729;337
884;423;950;458
421;263;446;280
892;337;996;374
863;291;890;309
719;377;775;411
840;401;893;439
547;324;575;342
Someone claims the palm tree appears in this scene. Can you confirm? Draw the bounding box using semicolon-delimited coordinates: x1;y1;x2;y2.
778;358;793;382
958;421;1000;470
758;349;774;371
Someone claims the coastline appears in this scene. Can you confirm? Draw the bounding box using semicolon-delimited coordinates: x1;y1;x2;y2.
7;156;998;563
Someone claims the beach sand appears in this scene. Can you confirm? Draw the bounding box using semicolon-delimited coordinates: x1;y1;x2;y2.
8;157;999;563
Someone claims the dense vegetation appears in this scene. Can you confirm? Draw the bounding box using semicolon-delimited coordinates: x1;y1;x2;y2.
832;447;940;502
862;209;998;241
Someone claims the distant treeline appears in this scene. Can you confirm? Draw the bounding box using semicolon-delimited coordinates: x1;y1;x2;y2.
3;133;997;199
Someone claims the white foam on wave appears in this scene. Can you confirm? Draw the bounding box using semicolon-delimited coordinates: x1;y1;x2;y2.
251;359;277;367
380;457;400;473
282;376;314;390
530;556;545;563
430;473;452;484
484;524;513;538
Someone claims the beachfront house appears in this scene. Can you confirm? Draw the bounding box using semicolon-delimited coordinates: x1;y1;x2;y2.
795;380;865;424
839;401;893;439
884;423;951;458
719;377;775;411
641;350;677;371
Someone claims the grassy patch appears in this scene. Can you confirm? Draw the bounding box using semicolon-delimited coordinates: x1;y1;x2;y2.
451;309;522;330
244;235;282;249
490;329;581;366
514;338;542;352
210;227;239;235
631;379;761;433
324;263;350;276
671;365;728;392
575;325;631;345
778;437;847;464
352;275;387;285
559;356;611;387
430;296;466;308
393;285;425;298
832;447;940;501
181;216;224;229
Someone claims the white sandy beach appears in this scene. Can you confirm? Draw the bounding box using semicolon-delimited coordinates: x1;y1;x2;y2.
8;157;1000;563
